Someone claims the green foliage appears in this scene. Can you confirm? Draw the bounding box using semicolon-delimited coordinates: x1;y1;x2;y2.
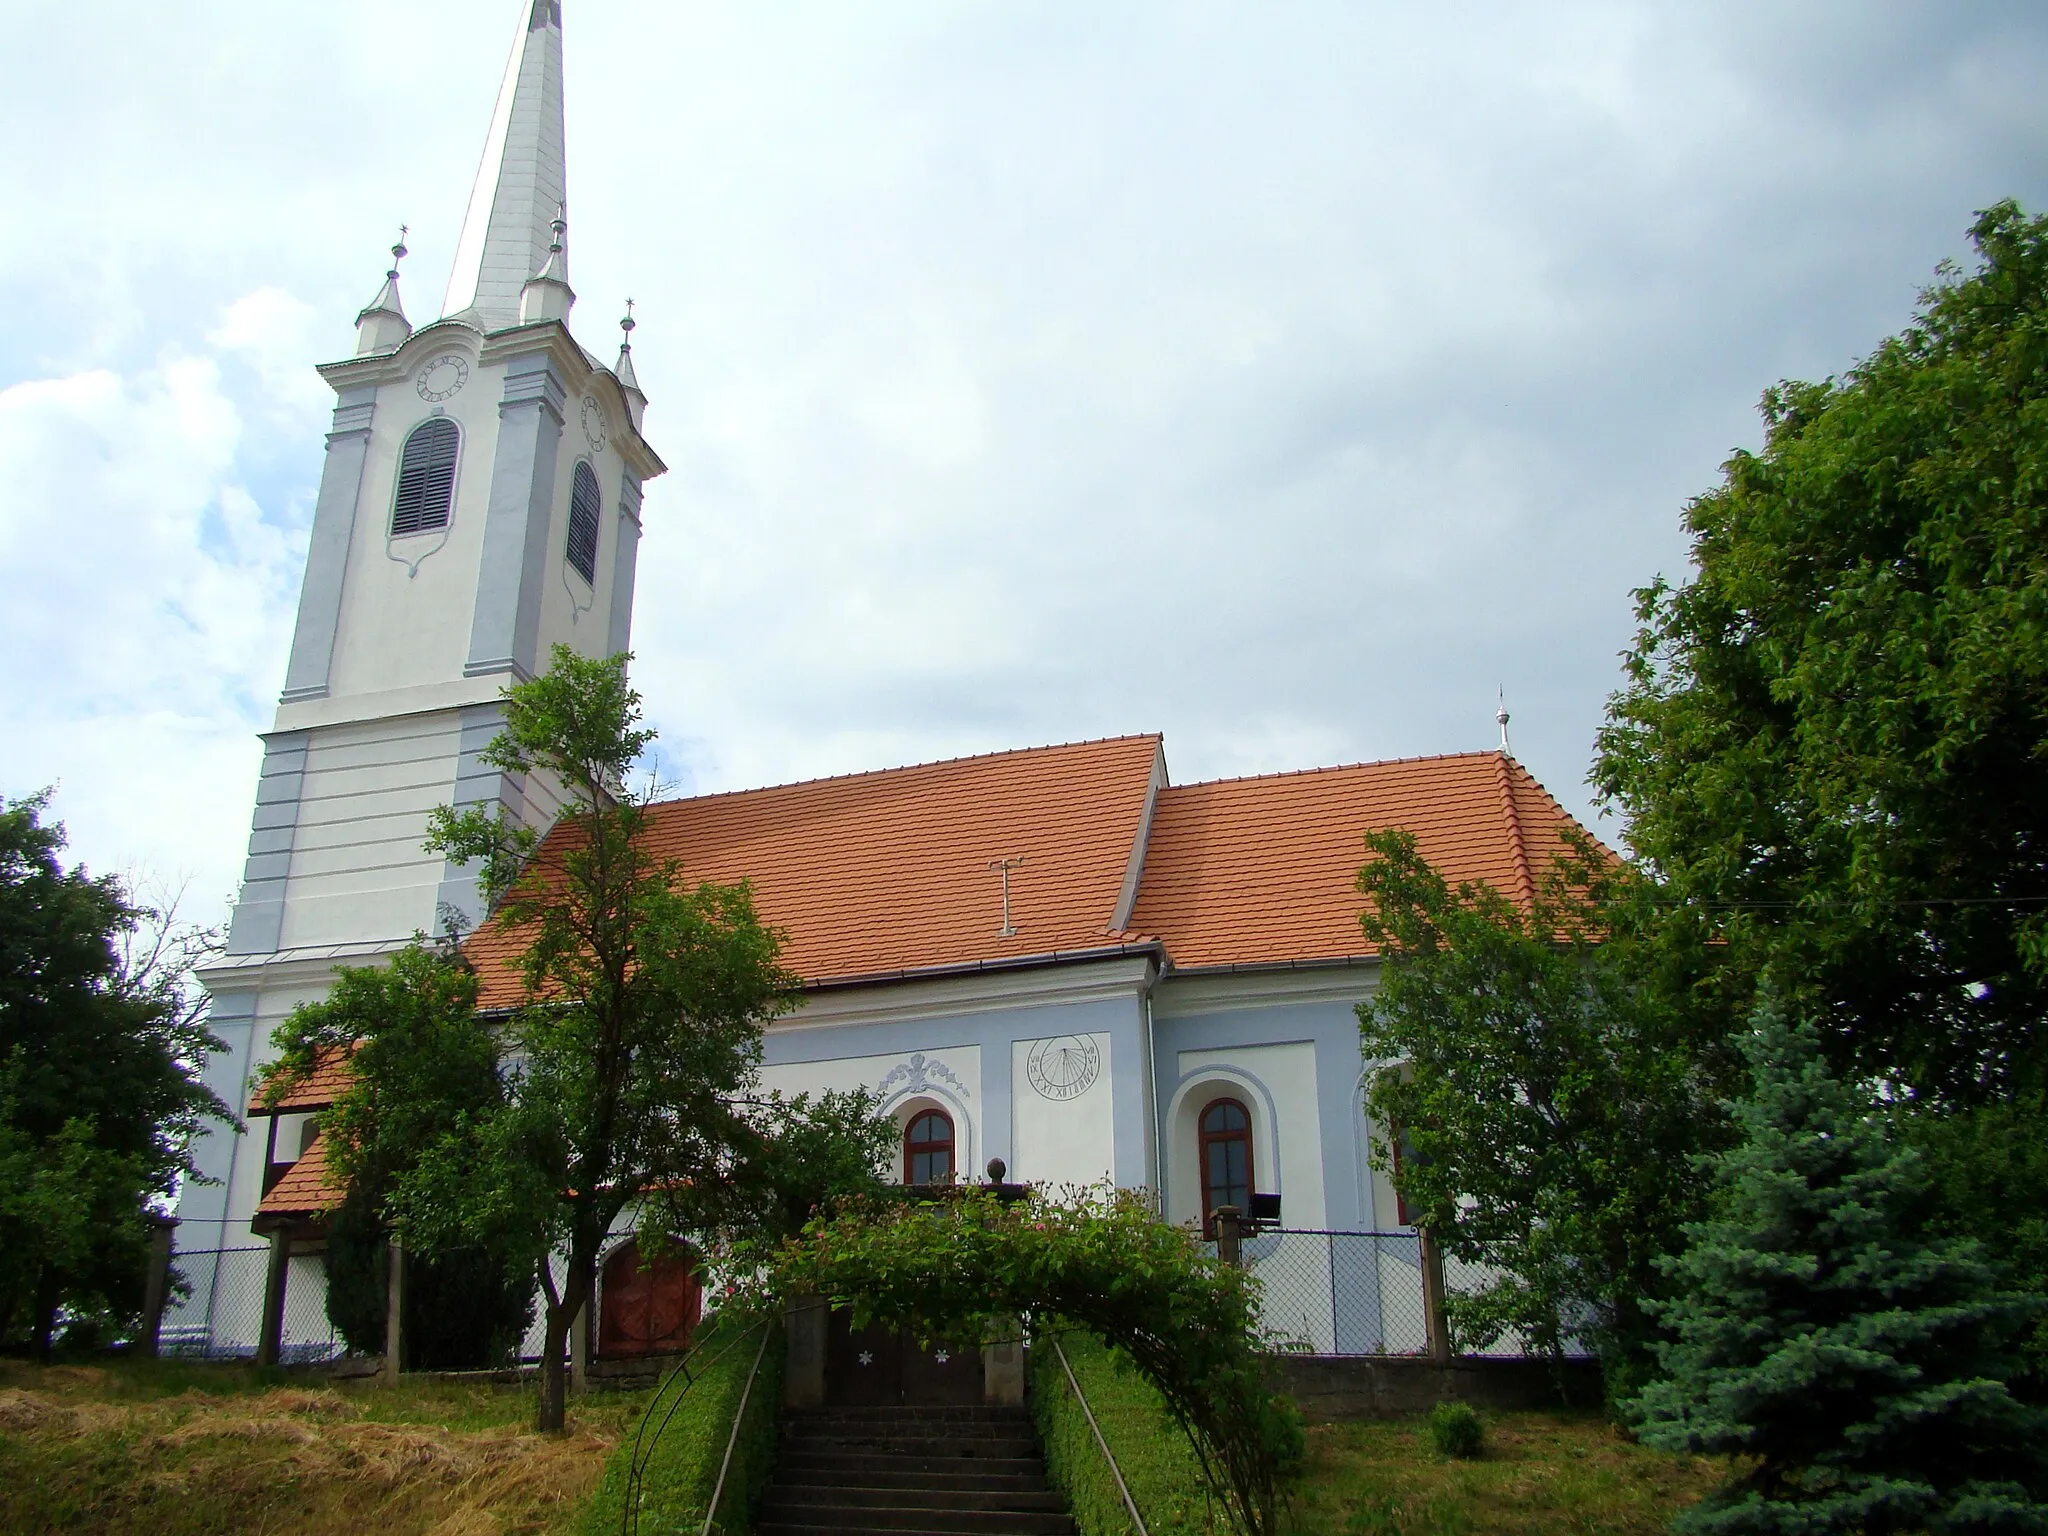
1631;1002;2048;1534
1594;200;2048;1106
1356;828;1737;1375
414;647;798;1429
1910;1098;2048;1394
1424;1402;1483;1460
578;1318;784;1536
1033;1330;1224;1535
267;943;533;1367
0;790;227;1349
767;1185;1303;1536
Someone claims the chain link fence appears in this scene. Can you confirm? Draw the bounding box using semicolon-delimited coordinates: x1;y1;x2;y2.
1231;1230;1578;1358
158;1247;345;1363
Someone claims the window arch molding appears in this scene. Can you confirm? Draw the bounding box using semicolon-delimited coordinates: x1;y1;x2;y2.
390;416;461;538
565;458;602;585
1163;1067;1282;1230
883;1087;975;1185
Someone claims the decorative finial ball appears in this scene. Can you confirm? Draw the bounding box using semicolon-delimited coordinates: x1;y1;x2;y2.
986;1157;1008;1183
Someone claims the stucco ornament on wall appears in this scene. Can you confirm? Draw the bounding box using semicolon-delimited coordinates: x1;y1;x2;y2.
415;354;469;403
877;1052;969;1101
1026;1035;1101;1101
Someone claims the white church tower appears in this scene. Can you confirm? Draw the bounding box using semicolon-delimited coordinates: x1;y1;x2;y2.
181;0;661;1274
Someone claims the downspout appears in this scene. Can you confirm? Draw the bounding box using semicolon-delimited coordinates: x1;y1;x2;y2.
1142;967;1162;1202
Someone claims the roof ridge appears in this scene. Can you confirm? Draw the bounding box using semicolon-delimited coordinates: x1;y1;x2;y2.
650;733;1164;809
1169;748;1505;791
1494;750;1537;908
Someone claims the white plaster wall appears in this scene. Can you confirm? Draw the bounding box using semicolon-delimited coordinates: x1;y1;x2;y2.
277;711;464;949
757;1045;982;1181
1009;1032;1114;1188
1165;1042;1326;1230
328;345;502;700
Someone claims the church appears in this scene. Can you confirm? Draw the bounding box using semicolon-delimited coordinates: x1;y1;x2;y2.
172;0;1593;1362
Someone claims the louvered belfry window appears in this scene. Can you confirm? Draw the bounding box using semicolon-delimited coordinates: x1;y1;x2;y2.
390;418;459;536
566;461;602;583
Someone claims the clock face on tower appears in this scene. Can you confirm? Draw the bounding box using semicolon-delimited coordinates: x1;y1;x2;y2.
580;395;607;453
415;354;469;403
1026;1035;1101;1102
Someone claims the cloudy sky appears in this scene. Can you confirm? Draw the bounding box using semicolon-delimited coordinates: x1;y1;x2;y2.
3;1;2046;936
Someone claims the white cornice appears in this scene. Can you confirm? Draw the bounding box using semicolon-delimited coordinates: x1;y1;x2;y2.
317;320;666;481
269;673;517;735
773;954;1157;1033
197;938;408;994
1152;958;1382;1019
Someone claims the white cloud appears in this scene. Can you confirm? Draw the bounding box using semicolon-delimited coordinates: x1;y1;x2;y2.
0;330;306;928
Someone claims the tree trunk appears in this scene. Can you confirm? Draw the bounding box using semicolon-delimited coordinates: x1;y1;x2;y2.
538;1301;571;1431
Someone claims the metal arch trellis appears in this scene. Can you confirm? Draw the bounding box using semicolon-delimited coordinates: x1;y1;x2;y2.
620;1315;773;1536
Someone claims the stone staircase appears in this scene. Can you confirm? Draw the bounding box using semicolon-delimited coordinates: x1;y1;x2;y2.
754;1404;1075;1536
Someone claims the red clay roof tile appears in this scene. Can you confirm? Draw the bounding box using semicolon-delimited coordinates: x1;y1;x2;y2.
248;1046;355;1115
467;735;1165;1007
1128;751;1601;969
255;1130;342;1219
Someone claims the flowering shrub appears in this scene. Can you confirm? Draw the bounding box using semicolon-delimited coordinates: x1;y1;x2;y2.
763;1185;1303;1536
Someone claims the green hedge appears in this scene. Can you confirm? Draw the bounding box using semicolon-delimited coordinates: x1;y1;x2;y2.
1033;1331;1224;1536
579;1317;784;1536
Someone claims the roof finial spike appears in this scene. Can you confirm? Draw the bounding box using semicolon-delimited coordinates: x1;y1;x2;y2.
1496;687;1512;756
355;225;413;354
614;297;644;398
390;224;409;275
549;201;566;255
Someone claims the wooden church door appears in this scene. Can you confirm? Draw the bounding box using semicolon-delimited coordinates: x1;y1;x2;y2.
597;1238;701;1359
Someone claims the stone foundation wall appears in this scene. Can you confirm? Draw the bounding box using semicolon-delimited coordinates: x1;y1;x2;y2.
1268;1354;1604;1420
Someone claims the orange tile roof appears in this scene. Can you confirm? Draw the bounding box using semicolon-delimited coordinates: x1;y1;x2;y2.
467;736;1165;1006
248;1045;356;1115
1128;751;1600;969
256;1129;343;1219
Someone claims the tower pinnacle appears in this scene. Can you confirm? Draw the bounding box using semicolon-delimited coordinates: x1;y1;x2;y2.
353;227;413;355
443;0;567;329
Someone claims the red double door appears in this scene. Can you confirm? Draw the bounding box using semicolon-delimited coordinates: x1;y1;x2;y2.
598;1238;702;1359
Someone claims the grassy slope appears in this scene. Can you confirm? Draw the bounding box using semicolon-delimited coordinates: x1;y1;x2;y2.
0;1358;643;1536
577;1318;784;1536
1288;1413;1722;1536
1032;1334;1722;1536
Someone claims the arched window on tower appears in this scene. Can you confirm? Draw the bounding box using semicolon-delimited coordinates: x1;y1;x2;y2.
904;1108;955;1184
390;418;460;536
566;461;601;583
1199;1097;1254;1234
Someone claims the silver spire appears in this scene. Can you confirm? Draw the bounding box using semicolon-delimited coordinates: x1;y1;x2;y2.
442;0;568;328
1496;688;1511;755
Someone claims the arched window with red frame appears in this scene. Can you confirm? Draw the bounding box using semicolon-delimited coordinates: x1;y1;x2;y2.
904;1108;955;1184
1198;1097;1254;1232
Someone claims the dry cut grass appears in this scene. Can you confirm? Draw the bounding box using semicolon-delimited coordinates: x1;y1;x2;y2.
0;1359;645;1536
1285;1410;1724;1536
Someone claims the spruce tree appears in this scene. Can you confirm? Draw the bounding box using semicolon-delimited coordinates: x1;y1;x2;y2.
1633;1003;2048;1534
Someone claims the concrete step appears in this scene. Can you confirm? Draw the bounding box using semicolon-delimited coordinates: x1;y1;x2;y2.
779;1450;1049;1479
755;1507;1074;1535
784;1431;1044;1458
769;1464;1054;1494
768;1484;1069;1514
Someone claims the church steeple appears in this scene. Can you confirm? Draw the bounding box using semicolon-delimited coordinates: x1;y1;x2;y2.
442;0;568;329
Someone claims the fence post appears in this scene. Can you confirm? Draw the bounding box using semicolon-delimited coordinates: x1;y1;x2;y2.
383;1228;404;1385
1213;1205;1243;1268
139;1215;178;1358
1418;1226;1452;1367
257;1229;292;1368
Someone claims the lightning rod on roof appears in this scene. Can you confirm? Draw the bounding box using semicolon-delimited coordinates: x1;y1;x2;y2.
1496;688;1511;755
